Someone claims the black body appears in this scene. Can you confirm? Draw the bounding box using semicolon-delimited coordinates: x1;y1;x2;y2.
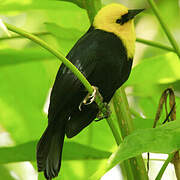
36;27;133;179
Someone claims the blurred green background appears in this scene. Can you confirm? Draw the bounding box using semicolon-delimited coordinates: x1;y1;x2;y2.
0;0;180;179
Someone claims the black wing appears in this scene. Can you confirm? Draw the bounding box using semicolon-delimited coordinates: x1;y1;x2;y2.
48;27;99;123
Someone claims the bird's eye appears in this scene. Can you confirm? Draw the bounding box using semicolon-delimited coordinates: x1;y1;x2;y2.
116;18;122;24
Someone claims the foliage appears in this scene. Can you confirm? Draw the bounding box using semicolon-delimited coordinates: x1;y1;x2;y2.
0;0;180;179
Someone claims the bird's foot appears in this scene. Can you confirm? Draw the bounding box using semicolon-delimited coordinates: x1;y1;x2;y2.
95;103;111;121
79;86;99;111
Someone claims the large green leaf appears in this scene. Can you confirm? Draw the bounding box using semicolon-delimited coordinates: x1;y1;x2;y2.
45;23;84;55
0;60;55;144
56;0;85;8
126;52;180;86
0;48;54;66
0;141;111;164
133;117;154;130
0;0;79;11
91;120;180;179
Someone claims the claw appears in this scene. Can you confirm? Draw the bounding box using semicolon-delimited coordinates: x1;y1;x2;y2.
79;86;98;111
79;101;83;111
84;86;97;105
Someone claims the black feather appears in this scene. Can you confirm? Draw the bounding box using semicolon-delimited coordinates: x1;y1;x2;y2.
36;120;65;179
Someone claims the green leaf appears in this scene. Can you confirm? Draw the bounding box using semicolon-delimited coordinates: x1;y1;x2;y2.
0;48;54;66
126;52;180;86
56;0;85;9
45;23;84;55
0;141;111;164
91;120;180;179
0;60;53;144
0;0;79;12
63;142;112;160
133;117;154;130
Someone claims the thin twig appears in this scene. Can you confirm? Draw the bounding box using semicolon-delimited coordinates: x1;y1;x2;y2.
0;32;51;41
147;0;180;58
155;153;175;180
136;38;175;52
162;103;176;124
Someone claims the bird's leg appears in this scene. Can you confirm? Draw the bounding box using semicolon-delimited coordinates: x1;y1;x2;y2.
79;86;99;111
95;102;111;121
84;86;98;105
79;86;111;120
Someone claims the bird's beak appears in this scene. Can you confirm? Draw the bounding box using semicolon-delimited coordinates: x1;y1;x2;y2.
120;8;144;25
127;9;144;20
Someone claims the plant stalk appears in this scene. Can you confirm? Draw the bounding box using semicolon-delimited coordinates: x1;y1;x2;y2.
136;37;175;52
113;88;148;180
155;153;175;180
0;32;50;41
106;117;121;145
147;0;180;58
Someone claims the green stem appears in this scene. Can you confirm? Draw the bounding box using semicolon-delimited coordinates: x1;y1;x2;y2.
109;103;134;180
113;88;148;180
130;108;142;119
106;117;121;145
113;88;134;135
147;0;180;58
0;32;50;41
136;38;175;52
155;153;175;180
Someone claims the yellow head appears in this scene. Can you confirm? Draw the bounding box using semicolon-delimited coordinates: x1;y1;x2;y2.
93;3;143;58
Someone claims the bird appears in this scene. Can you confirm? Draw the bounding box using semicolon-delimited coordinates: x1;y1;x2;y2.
36;3;143;179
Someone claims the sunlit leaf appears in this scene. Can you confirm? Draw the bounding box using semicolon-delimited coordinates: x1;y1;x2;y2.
56;0;85;8
91;120;180;179
133;117;154;130
0;141;111;164
0;61;52;144
0;1;79;11
0;48;54;66
126;52;180;86
45;23;84;54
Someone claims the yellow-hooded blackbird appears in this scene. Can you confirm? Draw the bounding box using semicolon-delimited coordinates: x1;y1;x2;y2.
37;3;143;179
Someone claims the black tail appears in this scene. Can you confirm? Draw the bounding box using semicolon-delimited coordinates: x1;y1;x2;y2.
36;122;65;179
